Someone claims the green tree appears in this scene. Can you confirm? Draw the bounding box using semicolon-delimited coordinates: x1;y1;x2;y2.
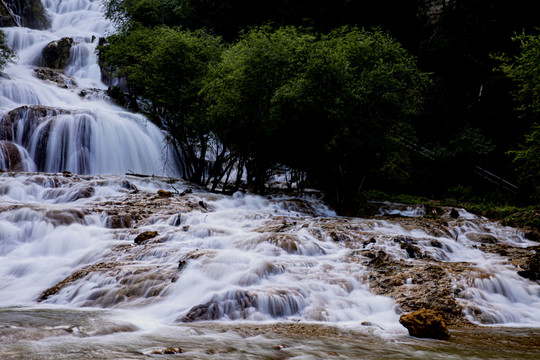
203;26;428;198
0;30;14;71
202;26;314;192
99;26;223;181
497;33;540;200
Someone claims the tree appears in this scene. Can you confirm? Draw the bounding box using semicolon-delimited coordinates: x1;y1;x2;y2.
203;26;428;198
496;32;540;200
98;26;223;182
274;27;428;201
0;30;14;71
202;26;314;192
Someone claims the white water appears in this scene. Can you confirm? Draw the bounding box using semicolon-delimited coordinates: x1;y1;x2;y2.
1;1;540;358
1;0;180;176
0;172;538;330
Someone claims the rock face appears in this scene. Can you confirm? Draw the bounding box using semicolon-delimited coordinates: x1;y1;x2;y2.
0;0;50;29
399;308;450;339
42;37;74;69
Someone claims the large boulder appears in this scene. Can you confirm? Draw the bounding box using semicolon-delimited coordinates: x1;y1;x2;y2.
42;37;74;69
399;308;450;340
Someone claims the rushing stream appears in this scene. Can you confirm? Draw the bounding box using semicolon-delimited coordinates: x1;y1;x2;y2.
1;1;539;359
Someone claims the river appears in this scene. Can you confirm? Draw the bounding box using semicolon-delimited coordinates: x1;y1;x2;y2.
0;1;539;359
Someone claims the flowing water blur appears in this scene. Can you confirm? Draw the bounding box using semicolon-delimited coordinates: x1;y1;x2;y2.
1;1;539;359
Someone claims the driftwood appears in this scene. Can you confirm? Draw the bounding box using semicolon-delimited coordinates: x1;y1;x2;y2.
125;171;154;178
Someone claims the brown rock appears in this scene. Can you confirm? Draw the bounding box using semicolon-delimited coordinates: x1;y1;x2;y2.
34;68;74;88
152;347;182;355
157;189;173;197
134;231;158;245
399;308;450;340
0;142;25;171
518;252;539;281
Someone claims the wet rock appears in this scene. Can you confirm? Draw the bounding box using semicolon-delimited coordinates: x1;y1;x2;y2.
78;88;104;99
263;233;300;254
366;250;392;268
363;238;377;247
430;240;443;248
0;0;50;29
466;233;498;244
121;180;138;192
152;347;182;355
177;260;187;272
2;105;70;144
517;252;539;281
34;68;75;88
0;142;25;171
177;250;208;271
157;189;173;197
449;208;460;218
198;200;208;210
399;308;450;340
524;229;540;242
45;209;86;226
401;242;423;258
483;243;539;282
39;262;116;301
68;186;95;201
362;251;466;324
134;231;158;245
179;188;193;196
42;37;73;69
106;214;132;229
394;236;424;258
180;290;258;322
424;205;444;218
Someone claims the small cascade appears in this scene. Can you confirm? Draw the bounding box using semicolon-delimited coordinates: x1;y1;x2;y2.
0;140;36;171
1;0;180;176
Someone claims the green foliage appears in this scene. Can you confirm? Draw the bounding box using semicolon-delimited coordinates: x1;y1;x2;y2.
202;26;314;190
445;126;496;167
508;124;540;200
98;26;223;180
203;26;428;197
497;33;540;116
0;30;14;71
496;33;540;201
100;26;222;116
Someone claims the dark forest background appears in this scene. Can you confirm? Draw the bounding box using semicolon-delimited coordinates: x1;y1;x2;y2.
4;0;540;207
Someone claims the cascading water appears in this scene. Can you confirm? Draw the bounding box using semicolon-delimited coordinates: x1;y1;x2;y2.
1;0;180;176
1;2;540;359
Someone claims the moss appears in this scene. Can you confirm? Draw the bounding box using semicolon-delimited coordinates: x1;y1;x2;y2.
362;190;539;233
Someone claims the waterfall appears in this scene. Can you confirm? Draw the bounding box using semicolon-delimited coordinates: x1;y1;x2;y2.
0;2;540;358
1;0;180;176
